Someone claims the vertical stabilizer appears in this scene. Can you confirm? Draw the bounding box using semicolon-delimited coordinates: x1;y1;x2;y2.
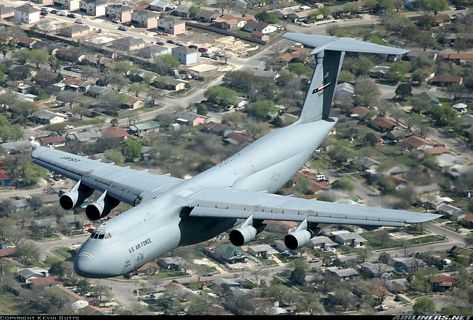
283;33;408;124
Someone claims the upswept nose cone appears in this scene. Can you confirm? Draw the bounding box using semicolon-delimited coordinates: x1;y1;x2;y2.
74;251;96;278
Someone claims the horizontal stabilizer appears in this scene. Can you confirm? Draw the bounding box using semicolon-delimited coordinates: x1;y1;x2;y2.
283;33;408;55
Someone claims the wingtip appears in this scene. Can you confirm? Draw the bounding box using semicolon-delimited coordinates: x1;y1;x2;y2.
406;213;443;224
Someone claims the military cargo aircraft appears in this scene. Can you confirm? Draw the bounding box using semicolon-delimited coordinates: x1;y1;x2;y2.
32;33;440;278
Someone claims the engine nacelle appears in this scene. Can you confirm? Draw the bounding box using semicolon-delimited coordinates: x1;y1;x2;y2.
85;191;119;221
284;230;312;250
59;190;78;210
229;225;257;246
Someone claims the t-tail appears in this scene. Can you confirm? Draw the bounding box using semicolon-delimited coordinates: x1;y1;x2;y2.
283;33;408;124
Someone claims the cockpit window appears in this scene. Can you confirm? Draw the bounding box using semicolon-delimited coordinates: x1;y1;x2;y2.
90;232;110;240
105;233;111;239
93;233;99;239
98;234;104;239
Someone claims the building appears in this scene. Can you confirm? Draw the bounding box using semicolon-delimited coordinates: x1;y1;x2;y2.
429;75;463;87
246;244;278;259
461;214;473;228
53;0;80;10
392;257;426;273
131;10;159;29
360;262;395;278
310;236;338;251
0;169;12;186
332;232;367;247
452;102;468;113
350;106;371;119
369;65;390;78
15;4;40;24
62;77;91;92
213;15;246;30
153;78;186;91
158;257;185;271
173;5;190;17
106;4;132;23
128;121;160;137
31;110;66;125
120;95;143;109
79;0;106;16
37;135;66;147
333;82;355;105
175;111;205;126
149;0;176;12
101;127;128;143
440;53;473;66
195;9;220;22
16;268;49;283
437;203;464;220
58;24;91;38
172;46;198;65
29;276;61;289
400;135;432;150
251;31;269;42
212;244;246;264
0;5;15;19
327;267;359;281
243;21;277;34
85;85;111;98
158;17;185;35
430;274;458;292
109;37;146;51
369;117;397;133
138;45;168;59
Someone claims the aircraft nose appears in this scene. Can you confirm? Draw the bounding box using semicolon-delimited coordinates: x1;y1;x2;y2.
74;251;98;278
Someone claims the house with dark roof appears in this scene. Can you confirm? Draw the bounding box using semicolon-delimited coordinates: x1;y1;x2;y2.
80;0;107;16
149;0;176;12
31;110;67;125
0;5;15;19
58;24;91;38
85;85;111;98
158;17;185;35
360;262;394;278
158;257;186;271
243;21;276;34
132;10;159;29
172;46;198;65
14;4;40;24
400;135;432;150
109;37;146;51
429;75;463;87
430;274;458;292
392;257;426;273
106;4;132;23
173;4;190;17
211;244;247;264
327;267;359;281
37;135;66;147
175;111;205;126
369;117;397;133
195;9;219;22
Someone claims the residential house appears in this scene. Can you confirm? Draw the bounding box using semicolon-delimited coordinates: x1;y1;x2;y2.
333;82;355;105
392;257;426;273
224;132;252;146
29;276;61;289
173;5;190;17
360;262;395;278
419;195;454;210
120;95;143;109
287;10;312;23
128;121;160;137
65;130;101;146
327;267;359;281
37;135;66;147
0;246;17;258
350;106;371;119
14;4;40;24
415;91;441;108
106;4;132;23
108;37;146;51
251;31;269;42
400;135;432;150
433;13;451;26
0;141;33;154
369;117;397;133
175;111;205;126
31;110;66;125
452;102;468;113
440;53;473;66
31;0;54;4
276;47;308;64
58;24;91;38
0;169;13;186
212;244;246;264
85;85;111;98
16;268;49;283
55;48;84;62
157;257;185;271
13;198;28;212
138;45;169;59
172;46;198;65
213;15;247;30
100;127;128;144
332;231;367;247
79;0;106;16
149;0;176;12
461;214;473;228
273;239;301;258
430;274;458;292
132;10;159;29
413;183;440;197
350;157;380;174
309;236;338;251
195;9;219;22
16;37;39;49
53;0;80;10
429;75;463;87
202;122;234;137
127;261;159;277
243;21;277;34
62;77;91;92
246;244;278;259
420;145;449;156
369;65;390;79
158;17;185;35
437;203;464;220
0;5;15;19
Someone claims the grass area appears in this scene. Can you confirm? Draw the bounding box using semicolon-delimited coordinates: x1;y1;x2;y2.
0;291;19;314
407;235;445;246
362;231;401;249
151;270;187;280
43;255;63;265
68;117;105;127
52;247;73;261
336;245;363;254
445;222;461;231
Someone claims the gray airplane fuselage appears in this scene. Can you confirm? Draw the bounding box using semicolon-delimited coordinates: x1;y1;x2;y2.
75;118;337;277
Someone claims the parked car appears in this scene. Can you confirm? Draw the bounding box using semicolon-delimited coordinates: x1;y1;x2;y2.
64;66;81;73
50;9;58;14
74;19;85;24
118;25;129;31
156;41;165;45
166;39;175;44
198;47;208;52
188;44;198;49
201;52;210;58
67;13;76;18
57;10;68;16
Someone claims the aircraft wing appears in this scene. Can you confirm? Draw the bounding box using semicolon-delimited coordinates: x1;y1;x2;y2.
184;187;441;227
32;146;182;205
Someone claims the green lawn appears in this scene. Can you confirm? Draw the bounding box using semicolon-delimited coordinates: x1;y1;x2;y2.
407;235;445;245
52;247;74;261
362;231;401;249
151;270;187;280
336;245;363;254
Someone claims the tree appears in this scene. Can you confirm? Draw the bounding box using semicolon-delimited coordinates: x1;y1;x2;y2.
0;200;15;218
13;163;48;187
352;56;374;76
128;83;147;97
339;70;355;83
431;105;456;127
112;61;134;75
332;177;354;191
355;77;380;106
328;145;355;164
154;55;180;75
104;149;124;165
49;262;66;277
417;0;448;14
290;259;306;285
363;132;379;146
15;240;40;265
197;104;208;116
415;31;436;51
374;229;390;246
412;70;427;85
465;233;473;247
255;11;279;24
332;288;356;311
395;83;413;100
0;115;24;142
121;139;142;162
413;297;436;315
26;49;49;69
248;99;277;120
288;63;311;77
189;5;200;18
204;86;238;106
357;248;369;262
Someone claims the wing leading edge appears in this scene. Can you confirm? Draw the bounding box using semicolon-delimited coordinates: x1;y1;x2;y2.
183;187;441;227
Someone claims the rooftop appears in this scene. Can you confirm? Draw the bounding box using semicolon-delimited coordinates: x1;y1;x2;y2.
15;4;40;14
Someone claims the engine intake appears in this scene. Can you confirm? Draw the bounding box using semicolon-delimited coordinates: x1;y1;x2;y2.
85;191;119;221
229;225;257;246
284;230;312;250
59;180;93;210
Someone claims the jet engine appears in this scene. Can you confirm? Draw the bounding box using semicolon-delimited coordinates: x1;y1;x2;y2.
85;191;120;221
59;180;93;210
284;219;318;250
229;215;265;246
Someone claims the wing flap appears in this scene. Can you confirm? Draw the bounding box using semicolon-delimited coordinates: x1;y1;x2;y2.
185;187;441;227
